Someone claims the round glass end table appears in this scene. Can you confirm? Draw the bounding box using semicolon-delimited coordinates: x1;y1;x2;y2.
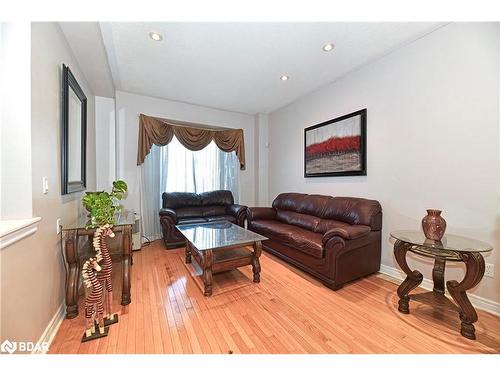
390;230;493;340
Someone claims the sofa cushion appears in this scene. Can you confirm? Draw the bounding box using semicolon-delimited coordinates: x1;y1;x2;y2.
204;215;236;223
200;190;234;206
203;205;227;217
323;197;382;227
176;207;204;218
178;217;208;225
249;220;323;259
276;210;321;232
296;194;332;217
272;193;307;212
273;193;330;217
314;219;352;234
162;192;201;208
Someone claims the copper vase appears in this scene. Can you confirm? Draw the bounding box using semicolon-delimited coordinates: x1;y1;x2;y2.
422;209;447;241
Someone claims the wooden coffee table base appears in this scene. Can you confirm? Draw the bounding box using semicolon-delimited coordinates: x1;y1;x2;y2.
185;240;262;296
394;239;486;340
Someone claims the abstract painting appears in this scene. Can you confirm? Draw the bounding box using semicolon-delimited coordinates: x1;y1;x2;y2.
304;109;366;177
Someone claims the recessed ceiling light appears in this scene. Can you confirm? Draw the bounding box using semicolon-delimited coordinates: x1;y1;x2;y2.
280;75;289;81
322;43;334;52
149;32;163;41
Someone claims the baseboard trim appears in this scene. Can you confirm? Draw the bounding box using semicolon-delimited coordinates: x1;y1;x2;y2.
32;303;65;354
377;264;500;317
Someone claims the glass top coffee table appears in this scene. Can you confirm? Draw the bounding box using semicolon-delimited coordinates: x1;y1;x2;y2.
176;221;267;296
390;230;493;340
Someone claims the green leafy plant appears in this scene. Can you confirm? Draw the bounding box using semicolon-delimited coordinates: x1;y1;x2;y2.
82;180;128;228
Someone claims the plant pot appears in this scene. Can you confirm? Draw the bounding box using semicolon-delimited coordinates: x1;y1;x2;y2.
422;209;447;241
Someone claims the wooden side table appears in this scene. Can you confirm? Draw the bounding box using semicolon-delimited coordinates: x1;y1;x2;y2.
391;230;493;340
62;210;135;319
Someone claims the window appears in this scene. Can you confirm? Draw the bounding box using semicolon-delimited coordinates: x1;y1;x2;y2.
140;136;240;240
163;137;239;201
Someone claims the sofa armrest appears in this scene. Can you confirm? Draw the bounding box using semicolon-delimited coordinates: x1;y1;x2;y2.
226;204;247;226
159;208;178;224
322;225;371;245
226;204;247;217
247;207;276;222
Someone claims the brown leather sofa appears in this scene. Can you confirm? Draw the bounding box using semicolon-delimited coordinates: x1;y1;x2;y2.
159;190;247;249
247;193;382;290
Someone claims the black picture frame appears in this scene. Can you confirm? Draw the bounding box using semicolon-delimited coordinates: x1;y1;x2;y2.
61;64;87;194
304;109;367;177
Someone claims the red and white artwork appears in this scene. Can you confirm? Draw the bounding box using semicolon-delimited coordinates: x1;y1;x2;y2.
305;110;366;176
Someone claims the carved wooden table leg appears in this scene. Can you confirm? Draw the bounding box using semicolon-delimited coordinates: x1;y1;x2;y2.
121;225;132;305
65;230;79;319
432;257;446;294
202;249;213;296
446;252;485;340
394;240;423;314
252;241;262;283
185;241;192;264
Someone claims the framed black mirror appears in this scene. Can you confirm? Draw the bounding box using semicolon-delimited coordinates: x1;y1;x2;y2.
61;64;87;195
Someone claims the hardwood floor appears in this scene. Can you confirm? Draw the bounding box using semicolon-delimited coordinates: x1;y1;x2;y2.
49;240;500;354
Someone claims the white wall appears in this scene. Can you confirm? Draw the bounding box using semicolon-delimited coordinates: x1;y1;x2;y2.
0;22;33;219
95;96;116;191
268;23;500;303
114;90;257;214
255;113;269;206
1;22;96;344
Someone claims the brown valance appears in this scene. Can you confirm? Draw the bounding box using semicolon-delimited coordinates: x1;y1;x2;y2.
137;114;246;169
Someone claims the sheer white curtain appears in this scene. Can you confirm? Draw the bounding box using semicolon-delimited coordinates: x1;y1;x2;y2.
140;136;239;240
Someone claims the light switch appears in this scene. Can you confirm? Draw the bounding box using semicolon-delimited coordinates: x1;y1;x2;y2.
42;177;49;194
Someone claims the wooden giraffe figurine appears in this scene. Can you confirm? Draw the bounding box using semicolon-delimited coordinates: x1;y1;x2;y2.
93;224;117;323
82;257;105;338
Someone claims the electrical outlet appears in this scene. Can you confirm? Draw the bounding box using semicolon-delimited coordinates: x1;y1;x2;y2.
56;218;61;234
484;263;494;278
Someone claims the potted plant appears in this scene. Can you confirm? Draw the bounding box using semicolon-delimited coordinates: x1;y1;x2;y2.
82;180;128;228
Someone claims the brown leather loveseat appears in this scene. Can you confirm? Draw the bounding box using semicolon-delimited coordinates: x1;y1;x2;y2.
247;193;382;290
159;190;247;248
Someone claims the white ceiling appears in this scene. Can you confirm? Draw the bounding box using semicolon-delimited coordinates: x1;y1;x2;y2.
94;22;444;114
